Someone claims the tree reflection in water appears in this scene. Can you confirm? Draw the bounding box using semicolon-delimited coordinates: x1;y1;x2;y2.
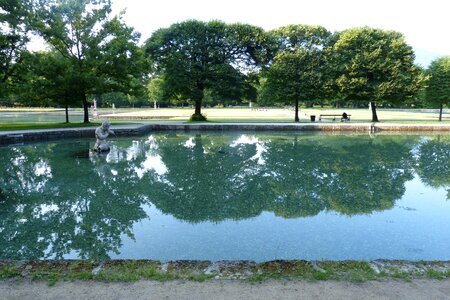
0;133;448;259
414;136;450;199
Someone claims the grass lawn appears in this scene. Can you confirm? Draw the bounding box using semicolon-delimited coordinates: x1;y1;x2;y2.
1;107;449;126
97;107;450;123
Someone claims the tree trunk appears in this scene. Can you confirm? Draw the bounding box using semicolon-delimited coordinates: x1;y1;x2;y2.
192;83;205;120
294;98;299;122
194;99;202;116
370;101;379;122
439;103;443;121
82;94;89;123
65;101;69;123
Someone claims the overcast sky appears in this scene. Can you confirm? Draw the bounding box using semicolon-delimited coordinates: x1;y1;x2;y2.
110;0;450;66
31;0;450;67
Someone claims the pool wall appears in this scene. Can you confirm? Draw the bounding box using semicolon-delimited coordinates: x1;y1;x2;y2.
1;123;450;145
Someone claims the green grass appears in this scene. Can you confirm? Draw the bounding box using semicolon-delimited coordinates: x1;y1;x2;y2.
102;107;449;123
426;269;450;279
0;266;20;279
250;261;378;282
1;260;450;285
95;263;180;282
0;107;449;132
1;107;449;125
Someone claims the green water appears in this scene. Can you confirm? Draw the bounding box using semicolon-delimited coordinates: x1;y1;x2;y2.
0;132;449;261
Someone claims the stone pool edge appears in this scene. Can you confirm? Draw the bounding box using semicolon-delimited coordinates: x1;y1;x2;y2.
1;260;450;283
1;122;450;146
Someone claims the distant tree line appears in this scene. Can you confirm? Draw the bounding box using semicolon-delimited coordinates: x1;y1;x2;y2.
1;0;449;121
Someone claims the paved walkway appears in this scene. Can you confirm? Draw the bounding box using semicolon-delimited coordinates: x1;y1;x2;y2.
2;121;450;135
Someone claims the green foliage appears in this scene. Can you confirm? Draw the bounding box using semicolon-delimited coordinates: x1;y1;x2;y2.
333;27;425;121
99;92;126;107
261;49;326;121
0;0;32;98
145;20;268;119
13;51;81;116
189;113;207;121
32;0;146;122
147;77;164;107
1;10;434;113
260;25;332;121
426;56;450;120
268;24;331;52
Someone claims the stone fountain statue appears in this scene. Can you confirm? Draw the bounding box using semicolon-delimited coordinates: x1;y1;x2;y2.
94;121;115;152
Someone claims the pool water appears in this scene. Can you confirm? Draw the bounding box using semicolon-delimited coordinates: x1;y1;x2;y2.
0;132;449;261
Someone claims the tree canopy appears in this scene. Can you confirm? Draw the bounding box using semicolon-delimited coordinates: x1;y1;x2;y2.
426;56;450;121
261;49;326;121
269;24;331;52
260;25;331;121
333;27;424;121
32;0;146;122
1;9;443;115
145;20;268;120
14;50;81;121
0;0;33;98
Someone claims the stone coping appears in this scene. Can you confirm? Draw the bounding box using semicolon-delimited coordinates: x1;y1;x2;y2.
1;122;450;145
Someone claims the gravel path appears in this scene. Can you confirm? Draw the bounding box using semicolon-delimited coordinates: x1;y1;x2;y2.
1;279;450;300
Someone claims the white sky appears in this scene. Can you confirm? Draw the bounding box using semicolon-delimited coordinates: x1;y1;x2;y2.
31;0;450;66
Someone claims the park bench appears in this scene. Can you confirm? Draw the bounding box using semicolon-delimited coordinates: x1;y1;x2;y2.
319;113;351;121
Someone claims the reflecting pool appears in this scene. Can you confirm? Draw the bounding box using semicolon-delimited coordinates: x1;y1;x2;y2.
0;132;449;261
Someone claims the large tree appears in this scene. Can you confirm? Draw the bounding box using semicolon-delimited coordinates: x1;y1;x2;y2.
0;0;32;98
145;20;268;120
260;25;331;121
333;27;423;122
426;56;450;121
33;0;145;122
261;49;325;121
15;50;80;122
